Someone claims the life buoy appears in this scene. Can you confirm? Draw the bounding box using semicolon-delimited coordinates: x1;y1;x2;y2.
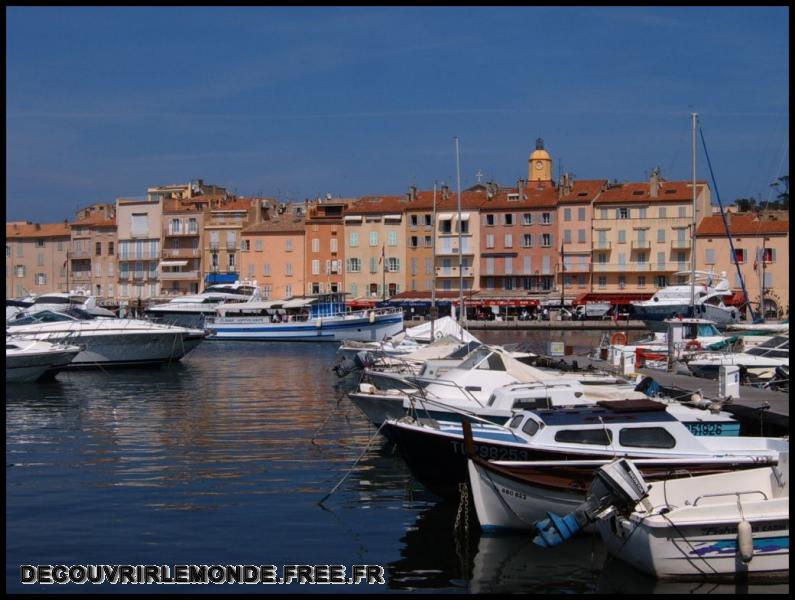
685;339;701;351
434;331;444;339
610;332;627;346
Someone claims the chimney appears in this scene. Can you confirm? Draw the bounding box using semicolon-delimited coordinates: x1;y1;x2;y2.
441;184;449;200
517;179;526;200
409;185;417;202
35;223;41;230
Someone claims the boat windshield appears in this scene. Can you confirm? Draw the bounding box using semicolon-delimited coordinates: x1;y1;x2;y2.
456;347;506;371
9;308;93;325
747;336;789;357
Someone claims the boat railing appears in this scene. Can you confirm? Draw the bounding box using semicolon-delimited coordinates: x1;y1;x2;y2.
692;489;769;506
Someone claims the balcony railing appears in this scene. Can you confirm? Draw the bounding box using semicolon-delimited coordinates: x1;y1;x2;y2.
164;228;200;237
435;266;474;277
159;270;200;280
671;240;691;249
631;240;652;249
209;242;220;251
593;262;690;273
118;251;159;260
162;248;201;258
592;241;611;250
436;245;474;255
561;262;591;273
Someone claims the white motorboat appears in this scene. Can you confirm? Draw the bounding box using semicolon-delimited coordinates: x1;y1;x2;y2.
595;455;789;582
7;290;116;322
383;399;787;502
348;345;735;435
684;334;789;385
337;316;480;359
631;271;740;332
205;292;404;342
6;308;205;368
6;335;83;382
145;279;260;328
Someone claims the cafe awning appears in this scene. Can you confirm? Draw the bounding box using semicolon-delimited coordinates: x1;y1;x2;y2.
282;298;316;309
159;260;188;268
437;212;454;220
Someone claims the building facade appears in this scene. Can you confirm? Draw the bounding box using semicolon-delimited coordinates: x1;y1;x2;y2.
69;204;117;302
115;198;163;302
304;199;349;295
696;213;789;318
6;221;71;298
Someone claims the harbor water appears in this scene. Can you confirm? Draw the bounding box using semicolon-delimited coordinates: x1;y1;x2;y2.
6;330;787;594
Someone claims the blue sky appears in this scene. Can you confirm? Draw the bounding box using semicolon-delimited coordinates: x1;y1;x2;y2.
6;6;789;223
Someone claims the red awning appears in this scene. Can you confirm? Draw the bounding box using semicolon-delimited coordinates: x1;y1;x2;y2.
347;300;378;309
474;298;540;307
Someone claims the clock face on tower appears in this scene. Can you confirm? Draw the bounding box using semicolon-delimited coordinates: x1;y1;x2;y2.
535;161;544;170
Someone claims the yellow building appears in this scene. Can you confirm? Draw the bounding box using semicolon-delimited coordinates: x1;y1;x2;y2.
6;221;71;298
69;204;117;301
590;170;711;294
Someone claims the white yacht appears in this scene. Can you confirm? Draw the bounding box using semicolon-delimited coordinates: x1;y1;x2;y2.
6;335;83;382
631;271;740;331
144;279;259;328
7;308;205;368
7;290;116;322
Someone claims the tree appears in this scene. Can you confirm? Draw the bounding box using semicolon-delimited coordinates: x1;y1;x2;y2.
734;197;759;212
770;175;789;209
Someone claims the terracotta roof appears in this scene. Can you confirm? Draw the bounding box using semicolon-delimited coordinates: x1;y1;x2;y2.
242;216;306;234
6;221;71;238
479;185;558;209
346;195;408;215
594;181;708;204
696;214;790;236
211;198;255;211
558;179;608;204
73;219;116;228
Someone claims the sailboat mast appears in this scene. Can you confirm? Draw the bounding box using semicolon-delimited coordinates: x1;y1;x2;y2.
455;136;465;335
690;112;697;317
431;182;437;340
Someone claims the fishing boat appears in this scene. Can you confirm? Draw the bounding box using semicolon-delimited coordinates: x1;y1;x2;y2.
6;308;205;368
6;335;83;382
384;399;783;501
204;292;404;342
144;279;260;328
595;456;789;582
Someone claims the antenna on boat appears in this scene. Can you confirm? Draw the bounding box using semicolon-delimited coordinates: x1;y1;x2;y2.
690;112;697;319
454;136;466;338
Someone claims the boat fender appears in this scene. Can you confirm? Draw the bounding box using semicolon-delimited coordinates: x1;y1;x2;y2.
737;519;754;563
369;311;375;323
610;332;627;346
435;331;444;339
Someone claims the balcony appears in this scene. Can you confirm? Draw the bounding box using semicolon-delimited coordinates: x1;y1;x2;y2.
225;241;238;251
209;242;220;251
561;262;591;273
435;266;474;277
160;270;200;281
671;240;691;249
164;228;200;237
118;251;159;260
436;245;475;255
162;248;201;259
593;262;687;273
592;241;611;250
631;240;652;250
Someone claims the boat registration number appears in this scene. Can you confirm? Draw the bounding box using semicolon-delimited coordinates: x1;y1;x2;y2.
686;423;724;436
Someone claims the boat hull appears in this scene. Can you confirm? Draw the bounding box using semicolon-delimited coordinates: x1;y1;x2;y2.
206;314;404;342
634;304;739;332
6;348;81;382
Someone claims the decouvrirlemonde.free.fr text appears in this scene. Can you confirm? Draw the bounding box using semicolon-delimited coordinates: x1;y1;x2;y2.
21;564;385;585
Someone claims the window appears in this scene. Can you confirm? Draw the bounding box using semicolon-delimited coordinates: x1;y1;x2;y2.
284;284;292;297
618;230;626;244
108;242;114;256
733;248;746;263
563;208;571;222
504;213;513;226
678;206;687;218
410;214;418;227
541;212;551;224
349;232;359;247
312;260;320;275
577;229;586;243
255;239;263;252
424;236;433;248
522;234;533;247
504;234;513;248
554;428;613;445
600;208;608;219
619;427;676;449
347;257;361;272
577;207;586;221
542;233;551;247
563;229;571;244
617;207;629;219
458;219;469;234
33;240;45;248
170;218;181;234
285;262;293;276
656;276;667;288
131;213;148;236
486;234;495;249
285;239;293;252
188;218;198;233
638;207;647;219
15;265;25;277
228;254;235;268
522;213;533;225
241;239;250;251
6;245;10;257
657;229;665;243
37;253;45;266
16;244;23;257
312;238;320;253
638;276;646;288
486;214;495;226
388;231;397;246
247;264;255;277
386;257;399;272
35;273;47;286
424;214;432;227
263;263;271;276
369;232;378;246
659;207;667;218
762;248;774;263
598;276;607;289
618;275;626;289
330;238;338;253
410;236;419;248
637;252;647;264
705;248;716;264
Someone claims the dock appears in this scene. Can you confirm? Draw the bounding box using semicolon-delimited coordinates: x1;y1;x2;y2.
549;354;789;437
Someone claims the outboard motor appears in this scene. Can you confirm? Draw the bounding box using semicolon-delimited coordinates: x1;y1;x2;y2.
533;459;652;547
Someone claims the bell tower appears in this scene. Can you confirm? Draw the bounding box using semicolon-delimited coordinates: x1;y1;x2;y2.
528;138;552;183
